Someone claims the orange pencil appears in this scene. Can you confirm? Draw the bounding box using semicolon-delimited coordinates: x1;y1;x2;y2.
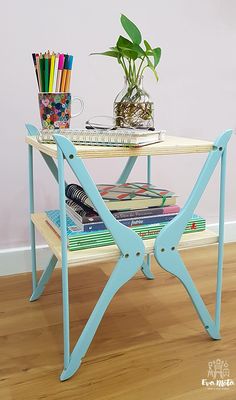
56;54;65;92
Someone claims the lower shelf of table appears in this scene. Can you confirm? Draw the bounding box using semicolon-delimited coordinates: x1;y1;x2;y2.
31;213;219;267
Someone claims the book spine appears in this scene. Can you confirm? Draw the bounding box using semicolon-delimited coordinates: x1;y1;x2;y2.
68;219;205;244
68;218;206;243
82;213;178;232
68;223;206;250
79;205;181;224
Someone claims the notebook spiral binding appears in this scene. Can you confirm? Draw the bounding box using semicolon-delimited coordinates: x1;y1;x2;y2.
37;128;165;147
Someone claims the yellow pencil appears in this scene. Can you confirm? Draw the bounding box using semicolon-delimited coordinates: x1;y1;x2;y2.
49;53;55;92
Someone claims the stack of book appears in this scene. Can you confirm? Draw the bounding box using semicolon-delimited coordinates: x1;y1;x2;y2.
46;182;206;251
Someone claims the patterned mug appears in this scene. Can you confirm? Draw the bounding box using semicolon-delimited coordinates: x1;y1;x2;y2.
38;92;83;129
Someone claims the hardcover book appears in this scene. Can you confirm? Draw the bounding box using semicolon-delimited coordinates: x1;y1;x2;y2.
45;210;206;251
65;199;181;224
67;206;178;232
65;182;177;211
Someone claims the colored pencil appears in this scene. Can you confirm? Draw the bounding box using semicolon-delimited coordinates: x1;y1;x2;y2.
56;54;65;92
52;53;59;92
33;51;73;92
32;53;39;88
49;53;55;92
39;53;45;92
35;54;41;91
44;53;49;92
65;55;73;92
60;54;68;92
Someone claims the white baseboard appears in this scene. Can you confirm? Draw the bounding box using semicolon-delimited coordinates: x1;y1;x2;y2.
0;221;235;277
207;220;236;243
0;245;52;276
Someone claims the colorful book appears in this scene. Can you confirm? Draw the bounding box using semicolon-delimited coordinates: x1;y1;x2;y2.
45;210;206;251
67;206;178;232
66;199;180;224
65;183;177;211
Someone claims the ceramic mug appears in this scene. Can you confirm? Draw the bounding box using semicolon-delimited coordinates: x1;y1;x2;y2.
38;92;83;129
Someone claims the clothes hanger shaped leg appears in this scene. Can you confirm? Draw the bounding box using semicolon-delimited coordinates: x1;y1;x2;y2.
154;130;232;339
54;134;146;380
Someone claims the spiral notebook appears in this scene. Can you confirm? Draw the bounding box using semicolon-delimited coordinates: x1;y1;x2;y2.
37;128;165;147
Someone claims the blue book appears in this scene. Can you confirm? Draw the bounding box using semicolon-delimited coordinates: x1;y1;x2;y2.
68;211;178;232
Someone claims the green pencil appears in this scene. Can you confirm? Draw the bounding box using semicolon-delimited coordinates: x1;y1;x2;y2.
39;54;45;92
44;52;49;92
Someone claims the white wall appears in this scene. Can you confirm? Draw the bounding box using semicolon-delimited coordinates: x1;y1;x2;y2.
1;0;236;250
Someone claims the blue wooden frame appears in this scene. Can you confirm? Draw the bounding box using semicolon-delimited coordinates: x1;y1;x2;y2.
26;123;232;381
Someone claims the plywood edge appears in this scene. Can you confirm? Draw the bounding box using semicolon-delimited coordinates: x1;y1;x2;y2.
26;135;214;159
26;136;57;158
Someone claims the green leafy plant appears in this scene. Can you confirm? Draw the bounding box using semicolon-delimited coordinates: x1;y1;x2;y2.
91;14;161;87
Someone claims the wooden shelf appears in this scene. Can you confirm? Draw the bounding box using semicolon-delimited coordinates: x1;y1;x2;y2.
26;135;214;159
31;213;218;267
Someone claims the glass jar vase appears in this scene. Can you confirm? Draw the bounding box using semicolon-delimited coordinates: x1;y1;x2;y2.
113;76;154;129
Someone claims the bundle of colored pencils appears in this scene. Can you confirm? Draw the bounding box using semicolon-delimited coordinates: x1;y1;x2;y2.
32;52;73;93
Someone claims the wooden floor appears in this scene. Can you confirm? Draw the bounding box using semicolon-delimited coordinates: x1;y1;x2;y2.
0;243;236;400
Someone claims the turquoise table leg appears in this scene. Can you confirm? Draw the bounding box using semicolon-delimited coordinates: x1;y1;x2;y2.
142;155;155;280
215;146;227;332
30;255;58;301
25;124;67;185
28;144;37;292
57;146;71;371
116;156;138;184
26;123;61;299
54;134;145;380
154;130;232;339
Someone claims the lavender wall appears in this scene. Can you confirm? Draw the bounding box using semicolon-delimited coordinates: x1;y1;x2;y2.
1;0;236;249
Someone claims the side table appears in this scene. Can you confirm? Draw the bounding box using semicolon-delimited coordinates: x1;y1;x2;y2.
25;125;232;380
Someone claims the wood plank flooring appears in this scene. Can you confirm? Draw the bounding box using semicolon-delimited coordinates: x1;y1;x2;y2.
0;243;236;400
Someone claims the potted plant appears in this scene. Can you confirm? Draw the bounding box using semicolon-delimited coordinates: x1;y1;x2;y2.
91;14;161;129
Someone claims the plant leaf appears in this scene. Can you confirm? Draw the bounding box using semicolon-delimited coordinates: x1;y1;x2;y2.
152;47;161;67
120;14;142;44
144;40;152;52
117;36;144;59
144;41;161;67
121;48;139;60
133;43;146;57
90;50;120;58
117;35;133;49
147;58;159;81
117;36;139;59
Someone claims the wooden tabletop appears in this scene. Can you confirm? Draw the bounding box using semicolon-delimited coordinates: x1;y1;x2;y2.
25;135;214;159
